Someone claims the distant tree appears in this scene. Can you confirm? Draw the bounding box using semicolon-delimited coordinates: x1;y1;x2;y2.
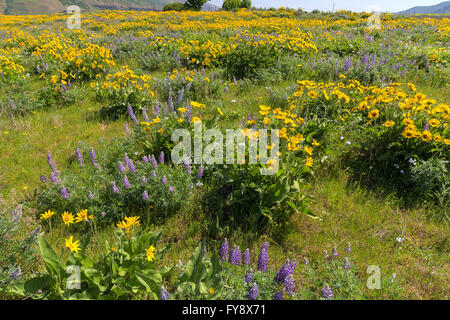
163;2;185;11
222;0;251;10
312;9;320;14
184;0;208;11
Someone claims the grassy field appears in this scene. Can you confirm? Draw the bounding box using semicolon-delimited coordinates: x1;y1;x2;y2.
0;9;449;300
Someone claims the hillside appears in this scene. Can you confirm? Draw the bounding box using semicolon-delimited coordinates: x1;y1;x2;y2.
0;0;179;14
397;1;450;15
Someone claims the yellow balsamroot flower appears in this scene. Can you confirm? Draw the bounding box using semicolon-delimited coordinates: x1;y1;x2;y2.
209;287;215;294
90;83;96;88
384;121;395;128
358;101;368;111
177;118;184;123
190;101;205;109
433;134;442;143
145;245;155;262
421;130;432;142
444;139;450;145
428;119;440;127
263;117;271;125
153;117;161;123
117;216;141;233
61;212;75;226
368;109;380;120
402;129;415;139
192;117;201;123
65;236;81;253
305;157;313;168
157;128;164;134
178;107;186;113
217;107;223;116
308;91;318;99
304;146;313;155
312;139;320;147
40;210;56;220
75;209;88;223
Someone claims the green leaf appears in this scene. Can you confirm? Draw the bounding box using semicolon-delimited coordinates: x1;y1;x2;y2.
37;235;66;279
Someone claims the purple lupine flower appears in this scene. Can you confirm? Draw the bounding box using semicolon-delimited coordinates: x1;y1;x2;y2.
10;267;22;280
342;257;351;270
151;170;157;178
47;152;57;171
159;151;164;164
112;182;120;194
11;205;22;225
245;269;253;284
247;283;258;300
169;186;174;192
219;238;229;262
332;247;338;257
123;175;131;189
50;171;60;184
124;121;130;134
142;155;149;163
160;286;170;300
344;58;353;71
345;242;351;254
150;154;158;168
162;176;167;185
153;103;160;116
243;249;250;265
127;159;136;173
177;88;184;105
88;192;96;199
284;274;295;296
322;284;333;299
142;191;149;201
76;148;84;167
60;186;70;199
89;148;98;168
142;108;150;122
273;289;284;300
275;259;296;283
40;175;47;183
233;76;238;86
127;103;138;124
362;54;369;65
229;246;241;265
185;82;192;91
257;242;269;272
197;165;203;179
118;162;126;173
168;89;174;112
142;176;147;183
183;159;191;174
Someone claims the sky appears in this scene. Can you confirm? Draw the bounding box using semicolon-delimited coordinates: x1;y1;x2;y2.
208;0;446;12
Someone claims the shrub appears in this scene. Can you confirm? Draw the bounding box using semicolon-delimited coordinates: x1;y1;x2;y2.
163;2;185;11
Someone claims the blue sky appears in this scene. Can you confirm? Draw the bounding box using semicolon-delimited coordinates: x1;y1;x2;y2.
208;0;445;12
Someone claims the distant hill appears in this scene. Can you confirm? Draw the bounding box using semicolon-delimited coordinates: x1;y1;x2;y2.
396;1;450;15
0;0;213;14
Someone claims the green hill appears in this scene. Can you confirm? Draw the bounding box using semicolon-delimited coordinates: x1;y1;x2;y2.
397;1;450;15
0;0;180;14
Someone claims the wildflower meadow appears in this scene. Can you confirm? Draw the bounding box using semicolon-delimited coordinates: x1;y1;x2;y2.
0;1;449;306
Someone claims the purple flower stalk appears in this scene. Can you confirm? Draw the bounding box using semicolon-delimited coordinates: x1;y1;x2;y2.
219;238;229;262
118;162;126;173
112;182;119;194
275;259;296;283
342;257;351;270
243;249;250;265
184;159;191;174
284;274;295;296
40;175;47;183
124;121;130;134
160;286;170;300
76;148;84;167
127;159;136;173
161;176;167;185
257;242;269;272
229;245;241;265
150;154;158;168
245;269;253;284
50;171;60;184
142;155;149;163
273;289;284;300
89;148;98;169
142;108;150;122
332;247;338;257
127;103;138;124
10;267;22;280
47;152;57;171
197;165;203;179
159;151;164;164
322;284;333;299
60;186;70;199
247;283;258;300
151;171;157;178
143;191;149;201
142;176;147;183
169;186;174;192
123;175;131;189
